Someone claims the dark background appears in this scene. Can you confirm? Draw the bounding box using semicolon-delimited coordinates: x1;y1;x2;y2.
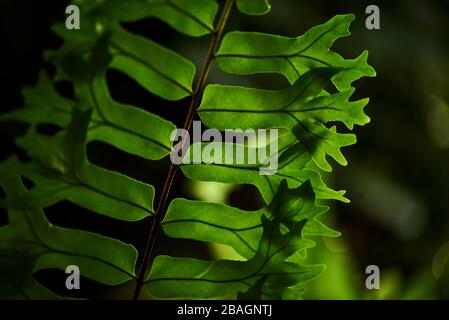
1;0;449;299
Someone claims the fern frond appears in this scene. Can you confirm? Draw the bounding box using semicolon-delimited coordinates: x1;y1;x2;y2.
0;0;374;300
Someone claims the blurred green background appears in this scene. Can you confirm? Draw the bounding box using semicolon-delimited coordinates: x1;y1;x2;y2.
1;0;449;299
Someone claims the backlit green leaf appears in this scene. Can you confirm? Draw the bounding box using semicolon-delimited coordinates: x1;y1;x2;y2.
199;68;369;171
146;183;324;299
216;14;375;91
73;0;218;37
109;27;195;101
3;108;155;221
180;141;348;203
0;157;138;298
163;181;339;259
1;71;176;161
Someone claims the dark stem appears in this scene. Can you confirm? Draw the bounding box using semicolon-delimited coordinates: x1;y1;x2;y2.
132;0;235;300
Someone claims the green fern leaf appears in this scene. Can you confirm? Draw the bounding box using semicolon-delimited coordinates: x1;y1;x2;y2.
0;157;138;298
72;0;218;37
163;181;339;260
146;185;323;299
198;68;370;171
1;72;176;160
109;26;196;100
2;108;155;221
216;14;376;90
180;141;349;202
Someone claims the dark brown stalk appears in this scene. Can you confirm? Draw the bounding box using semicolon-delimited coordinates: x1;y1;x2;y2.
132;0;235;300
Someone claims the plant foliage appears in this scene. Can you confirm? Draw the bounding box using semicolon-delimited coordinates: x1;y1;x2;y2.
0;0;375;299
